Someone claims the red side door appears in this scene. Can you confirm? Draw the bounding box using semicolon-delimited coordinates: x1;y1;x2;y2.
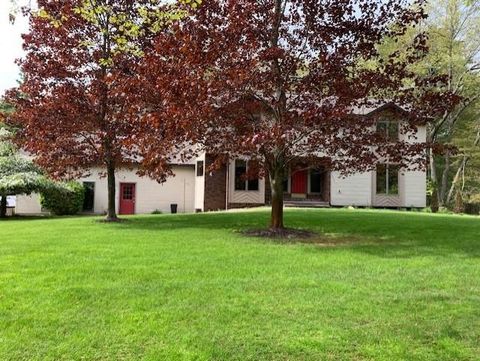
291;170;308;194
119;183;136;215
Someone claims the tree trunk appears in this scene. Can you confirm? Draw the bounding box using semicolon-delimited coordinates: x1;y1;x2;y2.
430;185;439;213
269;168;285;230
439;150;450;206
0;194;7;219
105;160;118;221
447;156;468;204
428;148;440;207
429;148;438;184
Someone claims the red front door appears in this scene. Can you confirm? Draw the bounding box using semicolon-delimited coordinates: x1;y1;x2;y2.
291;170;308;194
119;183;136;215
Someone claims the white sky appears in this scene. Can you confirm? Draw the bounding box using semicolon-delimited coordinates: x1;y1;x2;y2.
0;1;30;97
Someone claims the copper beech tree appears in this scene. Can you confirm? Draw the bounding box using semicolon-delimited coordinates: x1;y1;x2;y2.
5;0;192;221
137;0;458;230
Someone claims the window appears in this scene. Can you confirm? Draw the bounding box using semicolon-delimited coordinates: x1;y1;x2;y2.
248;178;259;191
376;164;399;195
309;169;322;194
83;182;95;212
377;119;399;141
234;160;259;191
234;160;247;190
196;161;204;177
122;184;134;200
282;175;289;193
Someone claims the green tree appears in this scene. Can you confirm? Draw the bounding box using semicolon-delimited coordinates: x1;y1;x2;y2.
378;0;480;207
425;0;480;206
0;123;47;218
447;103;480;203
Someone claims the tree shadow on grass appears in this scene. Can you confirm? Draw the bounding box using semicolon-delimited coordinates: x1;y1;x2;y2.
112;209;480;259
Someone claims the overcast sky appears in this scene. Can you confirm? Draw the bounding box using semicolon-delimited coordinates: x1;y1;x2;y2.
0;1;30;97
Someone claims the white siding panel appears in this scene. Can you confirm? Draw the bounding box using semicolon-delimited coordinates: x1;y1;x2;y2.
16;194;45;215
400;123;427;143
80;166;195;214
403;170;427;208
330;171;373;206
16;166;196;215
400;123;427;207
194;153;206;211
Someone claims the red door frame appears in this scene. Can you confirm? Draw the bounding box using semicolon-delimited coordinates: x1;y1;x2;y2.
291;170;308;194
119;183;136;215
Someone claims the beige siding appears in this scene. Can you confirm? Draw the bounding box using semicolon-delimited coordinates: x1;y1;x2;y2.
16;166;196;215
16;194;45;215
330;171;373;206
370;123;426;207
194;153;206;211
80;166;195;214
403;171;427;207
400;123;427;207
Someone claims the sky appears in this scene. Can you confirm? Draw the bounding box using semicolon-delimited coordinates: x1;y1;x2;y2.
0;1;30;97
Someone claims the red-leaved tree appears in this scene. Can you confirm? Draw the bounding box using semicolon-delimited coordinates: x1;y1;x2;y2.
5;0;188;221
137;0;458;230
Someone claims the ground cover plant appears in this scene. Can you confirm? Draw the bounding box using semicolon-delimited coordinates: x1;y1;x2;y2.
0;208;479;360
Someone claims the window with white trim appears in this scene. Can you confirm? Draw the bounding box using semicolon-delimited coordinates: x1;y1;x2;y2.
234;160;259;191
377;118;399;141
376;164;399;195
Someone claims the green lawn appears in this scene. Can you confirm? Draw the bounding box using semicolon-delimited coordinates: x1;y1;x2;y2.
0;209;479;361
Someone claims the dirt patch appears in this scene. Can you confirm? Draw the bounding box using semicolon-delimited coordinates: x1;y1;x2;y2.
96;217;129;224
241;228;317;240
241;228;366;247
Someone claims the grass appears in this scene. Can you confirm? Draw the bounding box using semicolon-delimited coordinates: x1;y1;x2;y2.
0;208;479;361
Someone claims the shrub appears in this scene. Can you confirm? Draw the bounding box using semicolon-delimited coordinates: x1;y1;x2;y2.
41;181;85;215
464;202;480;215
464;194;480;216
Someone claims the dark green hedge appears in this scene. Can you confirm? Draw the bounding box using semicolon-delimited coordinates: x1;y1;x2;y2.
41;181;85;215
464;202;480;216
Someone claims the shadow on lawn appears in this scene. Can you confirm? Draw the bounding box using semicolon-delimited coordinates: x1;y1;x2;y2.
116;209;480;259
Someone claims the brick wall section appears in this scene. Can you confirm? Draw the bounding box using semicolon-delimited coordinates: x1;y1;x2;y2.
203;155;227;211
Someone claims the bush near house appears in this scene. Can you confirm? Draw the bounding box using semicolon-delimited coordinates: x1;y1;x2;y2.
464;194;480;215
40;181;85;215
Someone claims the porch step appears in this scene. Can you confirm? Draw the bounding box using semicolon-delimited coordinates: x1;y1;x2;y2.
284;200;330;208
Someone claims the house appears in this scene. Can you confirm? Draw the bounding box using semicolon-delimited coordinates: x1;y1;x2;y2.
15;103;427;215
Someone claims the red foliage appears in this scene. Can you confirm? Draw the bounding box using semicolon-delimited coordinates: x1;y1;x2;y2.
136;0;459;228
4;0;181;220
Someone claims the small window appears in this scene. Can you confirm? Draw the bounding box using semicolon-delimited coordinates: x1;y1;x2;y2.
376;164;399;195
282;175;289;193
122;184;134;200
234;159;259;191
377;119;399;141
196;161;204;177
376;165;387;194
388;165;399;195
83;182;95;212
234;160;247;191
248;179;259;191
309;169;322;194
